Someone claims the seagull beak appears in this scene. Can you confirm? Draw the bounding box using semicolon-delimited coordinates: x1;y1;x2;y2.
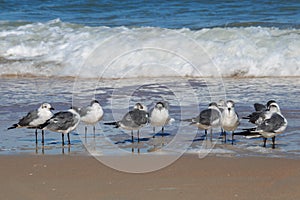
50;107;55;110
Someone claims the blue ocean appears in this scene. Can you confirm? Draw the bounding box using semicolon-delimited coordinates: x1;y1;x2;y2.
0;1;299;161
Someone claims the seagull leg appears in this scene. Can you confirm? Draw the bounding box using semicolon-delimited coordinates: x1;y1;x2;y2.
62;134;65;146
153;127;155;138
223;130;227;143
231;131;234;145
93;126;95;135
131;130;134;143
35;129;38;144
205;129;207;140
35;142;38;154
272;136;276;149
67;133;71;145
42;130;45;144
263;138;267;148
210;129;213;141
42;142;45;155
137;130;140;143
162;126;164;137
85;126;87;138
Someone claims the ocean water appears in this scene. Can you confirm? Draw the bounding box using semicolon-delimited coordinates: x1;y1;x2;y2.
0;1;299;161
0;77;299;160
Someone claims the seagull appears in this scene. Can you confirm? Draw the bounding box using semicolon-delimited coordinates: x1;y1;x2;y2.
221;100;240;143
39;108;81;146
217;99;226;113
243;100;277;125
235;102;287;149
150;101;171;137
75;100;104;135
8;103;54;144
184;102;222;140
104;103;149;142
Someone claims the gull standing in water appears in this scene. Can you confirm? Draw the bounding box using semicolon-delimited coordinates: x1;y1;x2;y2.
104;103;149;142
184;102;222;140
8;103;54;144
150;101;171;137
39;107;80;146
75;100;104;136
221;100;240;144
235;102;287;149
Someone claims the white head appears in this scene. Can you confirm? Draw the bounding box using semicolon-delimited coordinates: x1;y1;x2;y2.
90;100;100;106
226;100;235;107
226;100;234;112
268;102;280;113
208;102;219;109
69;107;81;117
155;101;167;111
40;103;54;111
134;103;148;112
217;99;226;108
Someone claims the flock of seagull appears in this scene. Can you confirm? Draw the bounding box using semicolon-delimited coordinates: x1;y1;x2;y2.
8;99;288;149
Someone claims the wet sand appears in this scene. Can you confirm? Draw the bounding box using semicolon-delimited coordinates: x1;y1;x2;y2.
0;155;299;200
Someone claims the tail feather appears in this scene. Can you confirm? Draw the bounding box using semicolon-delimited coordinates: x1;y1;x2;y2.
7;124;18;130
181;118;193;122
104;121;118;125
242;127;256;131
242;116;250;119
104;121;119;128
233;129;260;137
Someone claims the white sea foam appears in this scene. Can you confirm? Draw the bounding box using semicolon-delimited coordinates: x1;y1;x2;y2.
0;19;299;78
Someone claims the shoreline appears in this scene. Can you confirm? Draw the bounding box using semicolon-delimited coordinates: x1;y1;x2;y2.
1;154;299;200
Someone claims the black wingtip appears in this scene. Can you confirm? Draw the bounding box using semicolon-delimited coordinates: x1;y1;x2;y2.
7;124;18;130
104;122;120;128
104;122;118;126
233;129;259;136
242;116;250;119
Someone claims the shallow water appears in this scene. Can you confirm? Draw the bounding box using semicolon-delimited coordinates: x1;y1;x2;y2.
0;77;299;159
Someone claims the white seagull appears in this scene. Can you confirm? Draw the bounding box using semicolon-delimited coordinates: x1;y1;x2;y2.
236;102;287;149
150;101;171;137
8;103;54;144
185;102;222;140
104;103;149;142
39;108;80;146
221;100;240;143
75;100;104;135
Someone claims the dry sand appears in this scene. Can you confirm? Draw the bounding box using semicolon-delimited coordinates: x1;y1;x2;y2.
0;154;299;200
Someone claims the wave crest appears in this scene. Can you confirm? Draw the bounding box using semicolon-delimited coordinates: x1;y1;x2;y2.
0;20;299;78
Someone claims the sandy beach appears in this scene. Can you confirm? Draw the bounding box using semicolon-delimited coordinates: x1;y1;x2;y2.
0;155;299;200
